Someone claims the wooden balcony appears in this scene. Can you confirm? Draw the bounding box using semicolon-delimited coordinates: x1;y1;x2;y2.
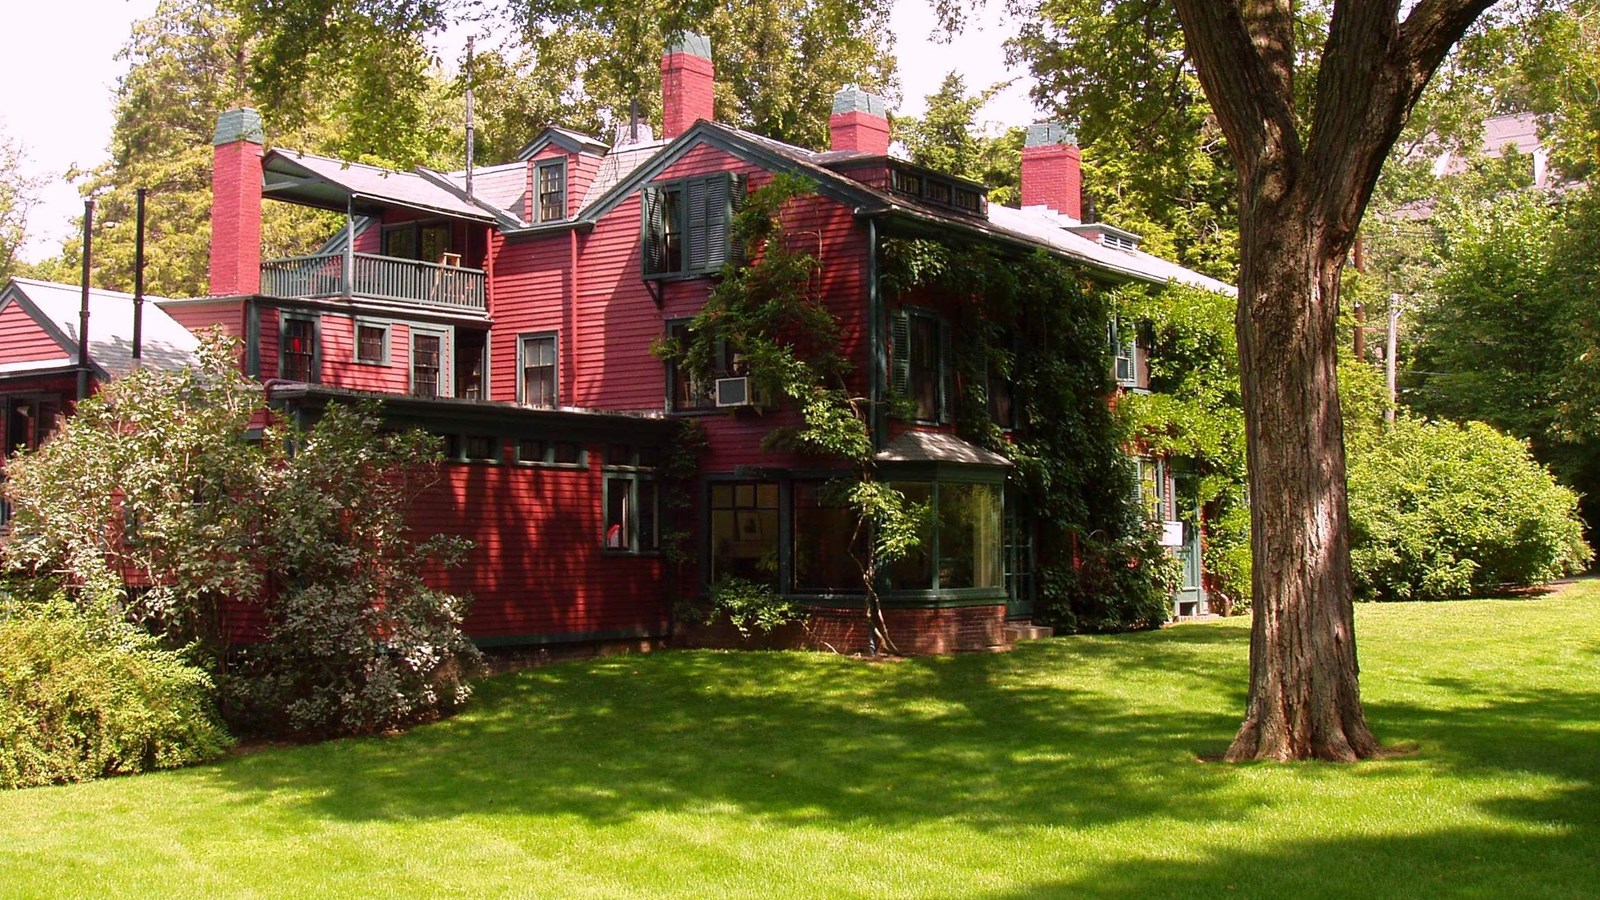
260;252;486;312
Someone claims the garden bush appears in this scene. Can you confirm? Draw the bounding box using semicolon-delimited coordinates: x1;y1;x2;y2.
0;600;232;789
1348;418;1591;601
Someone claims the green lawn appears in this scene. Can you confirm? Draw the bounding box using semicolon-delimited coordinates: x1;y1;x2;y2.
4;584;1599;898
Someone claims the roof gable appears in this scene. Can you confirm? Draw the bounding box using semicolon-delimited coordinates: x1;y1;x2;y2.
516;126;610;161
1;278;200;377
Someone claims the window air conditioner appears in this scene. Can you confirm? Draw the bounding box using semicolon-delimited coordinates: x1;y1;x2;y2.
715;376;753;408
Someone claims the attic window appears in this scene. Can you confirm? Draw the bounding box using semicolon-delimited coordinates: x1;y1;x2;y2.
1103;233;1140;252
537;160;566;223
886;164;987;218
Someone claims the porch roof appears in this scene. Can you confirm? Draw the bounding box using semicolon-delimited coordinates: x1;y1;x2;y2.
875;430;1012;468
262;151;496;223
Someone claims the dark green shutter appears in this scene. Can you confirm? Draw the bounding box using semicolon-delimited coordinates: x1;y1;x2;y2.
937;318;953;423
687;178;711;271
642;187;666;274
703;175;731;270
889;309;910;399
728;174;747;263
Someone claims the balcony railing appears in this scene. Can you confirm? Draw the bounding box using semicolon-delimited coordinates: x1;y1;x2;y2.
260;252;486;312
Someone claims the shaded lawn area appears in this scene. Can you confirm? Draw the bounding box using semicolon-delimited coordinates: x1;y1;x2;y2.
3;584;1599;898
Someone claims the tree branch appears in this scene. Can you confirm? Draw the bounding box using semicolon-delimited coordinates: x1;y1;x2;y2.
1172;1;1302;184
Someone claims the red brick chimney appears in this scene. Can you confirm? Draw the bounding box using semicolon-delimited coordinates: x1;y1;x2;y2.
209;108;264;296
1020;123;1082;220
829;88;891;155
661;32;714;140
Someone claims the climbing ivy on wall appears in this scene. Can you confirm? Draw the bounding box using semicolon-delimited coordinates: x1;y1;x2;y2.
1115;281;1251;612
879;238;1179;633
656;174;926;652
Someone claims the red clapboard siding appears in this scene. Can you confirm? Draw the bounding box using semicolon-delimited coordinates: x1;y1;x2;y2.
319;313;413;393
409;451;668;640
0;301;68;364
487;235;569;404
161;299;245;339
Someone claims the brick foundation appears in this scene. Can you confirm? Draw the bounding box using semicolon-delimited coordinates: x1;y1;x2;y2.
676;604;1011;656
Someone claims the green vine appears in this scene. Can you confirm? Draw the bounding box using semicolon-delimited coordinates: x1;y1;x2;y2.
879;238;1179;633
655;174;926;652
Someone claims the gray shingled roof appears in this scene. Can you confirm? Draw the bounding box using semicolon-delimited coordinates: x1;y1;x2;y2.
263;151;495;222
1;278;199;377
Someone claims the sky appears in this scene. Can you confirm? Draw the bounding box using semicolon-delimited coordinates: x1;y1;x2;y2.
0;0;1041;264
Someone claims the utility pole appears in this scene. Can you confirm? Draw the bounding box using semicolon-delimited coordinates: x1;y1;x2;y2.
1385;296;1402;425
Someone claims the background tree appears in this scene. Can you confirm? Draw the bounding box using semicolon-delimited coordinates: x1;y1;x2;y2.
243;0;900;151
893;72;1024;206
0;127;43;284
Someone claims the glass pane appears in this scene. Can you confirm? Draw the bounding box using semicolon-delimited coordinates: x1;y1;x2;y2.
421;225;451;263
639;480;659;551
518;439;546;463
553;442;581;465
606;444;631;466
792;482;860;593
412;334;441;398
909;316;939;420
710;480;779;587
735;484;755;507
357;325;386;362
383;227;417;259
888;482;933;590
938;482;1001;590
711;485;734;508
605;477;630;549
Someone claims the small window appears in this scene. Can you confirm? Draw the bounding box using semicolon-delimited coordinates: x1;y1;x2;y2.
280;314;318;383
517;439;547;464
891;169;922;197
355;321;389;365
519;333;558;408
604;474;659;553
537;161;566;223
926;180;952;205
1111;318;1138;388
552;441;583;465
953;188;981;213
412;325;451;395
462;435;498;462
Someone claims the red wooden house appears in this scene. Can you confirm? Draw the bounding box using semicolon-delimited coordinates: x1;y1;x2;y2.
5;32;1230;654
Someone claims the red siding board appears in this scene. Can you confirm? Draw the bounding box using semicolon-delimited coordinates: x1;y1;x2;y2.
0;302;68;364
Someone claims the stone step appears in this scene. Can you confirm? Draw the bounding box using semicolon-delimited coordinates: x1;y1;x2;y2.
1005;623;1054;642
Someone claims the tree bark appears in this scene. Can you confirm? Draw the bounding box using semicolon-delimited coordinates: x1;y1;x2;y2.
1170;0;1497;761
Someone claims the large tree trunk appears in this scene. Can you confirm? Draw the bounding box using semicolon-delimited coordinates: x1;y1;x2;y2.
1170;0;1497;761
1226;192;1380;762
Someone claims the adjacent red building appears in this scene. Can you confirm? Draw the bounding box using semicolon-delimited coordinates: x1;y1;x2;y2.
2;32;1230;653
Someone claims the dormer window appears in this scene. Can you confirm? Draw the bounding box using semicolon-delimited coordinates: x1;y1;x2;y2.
885;162;988;219
537;160;566;223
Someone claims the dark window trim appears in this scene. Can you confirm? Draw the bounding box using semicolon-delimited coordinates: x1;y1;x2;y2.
410;323;453;399
517;331;560;409
353;316;392;366
278;310;321;384
889;305;952;425
602;469;660;555
381;219;455;263
536;159;568;224
512;438;589;469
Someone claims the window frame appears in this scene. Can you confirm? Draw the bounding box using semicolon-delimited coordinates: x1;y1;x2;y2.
381;220;455;263
642;173;744;279
353;317;391;366
536;159;567;224
410;323;453;399
1111;317;1140;388
513;438;588;469
602;447;661;555
664;318;729;413
278;311;321;384
517;331;560;409
889;306;952;424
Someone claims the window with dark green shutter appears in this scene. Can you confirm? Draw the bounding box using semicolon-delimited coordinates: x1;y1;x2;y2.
889;307;950;422
642;174;743;278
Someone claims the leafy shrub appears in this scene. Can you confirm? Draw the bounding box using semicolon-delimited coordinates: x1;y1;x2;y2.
1348;418;1592;601
1036;529;1179;633
226;580;481;738
0;601;232;789
681;577;804;638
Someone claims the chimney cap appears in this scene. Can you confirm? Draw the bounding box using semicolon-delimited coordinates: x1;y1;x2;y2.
1025;122;1077;148
664;31;712;60
831;88;889;118
214;108;265;147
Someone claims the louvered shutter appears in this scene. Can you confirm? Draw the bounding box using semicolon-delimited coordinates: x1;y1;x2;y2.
686;178;711;272
703;175;732;270
642;187;667;274
889;309;911;399
728;174;747;263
